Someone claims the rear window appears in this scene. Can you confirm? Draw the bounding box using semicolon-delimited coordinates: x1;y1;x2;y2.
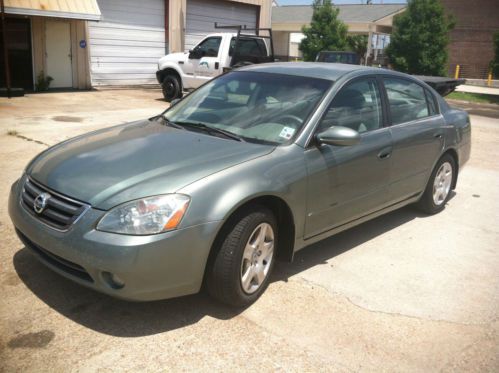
317;52;359;64
229;38;267;57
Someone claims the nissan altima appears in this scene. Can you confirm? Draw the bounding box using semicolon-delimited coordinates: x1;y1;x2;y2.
9;63;471;306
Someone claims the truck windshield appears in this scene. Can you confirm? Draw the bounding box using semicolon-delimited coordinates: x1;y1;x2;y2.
164;71;332;145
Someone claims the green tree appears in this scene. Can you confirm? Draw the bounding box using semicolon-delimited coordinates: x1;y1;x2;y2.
347;34;368;63
299;0;348;62
386;0;455;76
490;31;499;78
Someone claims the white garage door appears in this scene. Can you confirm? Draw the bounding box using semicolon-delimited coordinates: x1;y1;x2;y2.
88;0;166;86
185;0;258;51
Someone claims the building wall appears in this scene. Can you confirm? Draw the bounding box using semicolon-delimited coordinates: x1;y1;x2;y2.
31;17;91;89
169;0;272;52
441;0;499;79
272;31;289;59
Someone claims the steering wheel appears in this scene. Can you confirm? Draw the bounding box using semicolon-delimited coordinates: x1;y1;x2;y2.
275;115;303;128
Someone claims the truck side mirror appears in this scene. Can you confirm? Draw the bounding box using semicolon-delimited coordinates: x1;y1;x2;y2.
189;49;201;60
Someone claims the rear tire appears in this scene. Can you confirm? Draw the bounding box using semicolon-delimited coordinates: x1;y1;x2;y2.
206;207;277;307
162;74;182;102
416;154;456;214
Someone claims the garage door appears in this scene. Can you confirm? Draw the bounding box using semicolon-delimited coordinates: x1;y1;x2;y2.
88;0;165;86
185;0;258;51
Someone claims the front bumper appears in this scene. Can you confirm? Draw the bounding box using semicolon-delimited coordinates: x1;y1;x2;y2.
8;177;221;301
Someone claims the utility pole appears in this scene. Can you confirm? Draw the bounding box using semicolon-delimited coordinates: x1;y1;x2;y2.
0;0;12;98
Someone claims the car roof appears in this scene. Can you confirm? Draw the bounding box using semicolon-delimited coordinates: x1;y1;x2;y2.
238;62;383;81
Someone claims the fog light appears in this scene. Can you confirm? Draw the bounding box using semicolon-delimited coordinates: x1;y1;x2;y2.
102;271;125;289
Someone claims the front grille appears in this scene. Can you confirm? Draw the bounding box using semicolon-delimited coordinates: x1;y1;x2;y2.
16;229;93;283
21;177;89;231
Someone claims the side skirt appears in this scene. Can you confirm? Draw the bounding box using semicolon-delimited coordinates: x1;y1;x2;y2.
293;194;421;253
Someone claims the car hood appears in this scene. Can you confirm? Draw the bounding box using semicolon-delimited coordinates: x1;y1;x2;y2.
159;52;187;64
28;119;274;210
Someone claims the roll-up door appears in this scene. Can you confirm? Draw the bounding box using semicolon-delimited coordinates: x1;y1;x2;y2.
185;0;258;51
88;0;165;85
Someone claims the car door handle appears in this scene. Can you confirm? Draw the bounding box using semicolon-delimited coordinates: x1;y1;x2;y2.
433;129;444;139
378;148;392;160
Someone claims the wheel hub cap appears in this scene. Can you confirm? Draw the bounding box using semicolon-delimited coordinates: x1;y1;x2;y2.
432;161;453;206
240;223;274;294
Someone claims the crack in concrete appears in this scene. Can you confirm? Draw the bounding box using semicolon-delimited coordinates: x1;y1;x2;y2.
296;276;498;328
10;134;50;147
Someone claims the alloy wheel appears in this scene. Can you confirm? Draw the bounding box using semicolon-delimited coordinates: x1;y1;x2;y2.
240;223;274;294
433;161;453;206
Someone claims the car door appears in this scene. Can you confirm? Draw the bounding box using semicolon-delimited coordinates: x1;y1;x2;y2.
182;37;222;89
382;77;445;203
304;76;393;239
191;37;222;88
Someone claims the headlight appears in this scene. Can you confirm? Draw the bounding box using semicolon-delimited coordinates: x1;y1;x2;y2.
96;194;190;235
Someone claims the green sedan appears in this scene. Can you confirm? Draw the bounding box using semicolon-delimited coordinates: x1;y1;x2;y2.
9;63;471;306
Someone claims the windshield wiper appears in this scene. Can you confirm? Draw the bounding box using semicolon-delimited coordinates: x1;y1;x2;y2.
174;121;245;142
150;113;186;130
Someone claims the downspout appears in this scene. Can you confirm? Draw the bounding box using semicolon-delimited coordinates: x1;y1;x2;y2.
0;0;11;97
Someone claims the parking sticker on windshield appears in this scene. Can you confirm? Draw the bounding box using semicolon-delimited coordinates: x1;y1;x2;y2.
279;127;295;140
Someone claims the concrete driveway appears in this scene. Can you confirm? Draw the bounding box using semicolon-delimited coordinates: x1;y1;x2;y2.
0;89;498;372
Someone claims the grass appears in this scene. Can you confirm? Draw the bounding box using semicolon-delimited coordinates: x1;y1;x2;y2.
447;91;499;105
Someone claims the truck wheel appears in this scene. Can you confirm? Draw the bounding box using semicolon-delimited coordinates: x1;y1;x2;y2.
162;74;182;102
206;207;277;307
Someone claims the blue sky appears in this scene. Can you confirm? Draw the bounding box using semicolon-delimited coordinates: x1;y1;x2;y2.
278;0;407;4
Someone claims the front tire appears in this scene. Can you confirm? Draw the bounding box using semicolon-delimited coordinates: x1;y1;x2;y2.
416;154;456;214
161;74;182;102
206;207;277;307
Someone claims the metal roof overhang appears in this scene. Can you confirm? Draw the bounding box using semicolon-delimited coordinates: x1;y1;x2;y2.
4;0;101;21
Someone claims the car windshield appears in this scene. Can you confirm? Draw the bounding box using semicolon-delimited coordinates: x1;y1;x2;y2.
164;71;332;145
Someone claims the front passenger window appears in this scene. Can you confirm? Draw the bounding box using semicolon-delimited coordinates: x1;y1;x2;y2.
195;37;222;57
319;78;382;133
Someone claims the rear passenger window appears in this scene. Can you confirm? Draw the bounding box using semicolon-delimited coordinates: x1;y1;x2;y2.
384;78;429;125
425;88;438;116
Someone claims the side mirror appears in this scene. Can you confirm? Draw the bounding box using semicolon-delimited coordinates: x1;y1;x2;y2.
170;98;181;106
315;126;360;146
188;49;201;59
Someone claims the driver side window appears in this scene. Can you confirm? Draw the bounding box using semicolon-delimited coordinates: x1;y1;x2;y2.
319;78;382;134
195;37;222;57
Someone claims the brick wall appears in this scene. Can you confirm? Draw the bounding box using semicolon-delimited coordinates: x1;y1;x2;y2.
441;0;499;79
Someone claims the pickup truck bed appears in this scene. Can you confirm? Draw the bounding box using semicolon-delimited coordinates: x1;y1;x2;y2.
414;76;466;97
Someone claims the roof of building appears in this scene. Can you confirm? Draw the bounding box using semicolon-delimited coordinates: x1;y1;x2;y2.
272;4;406;24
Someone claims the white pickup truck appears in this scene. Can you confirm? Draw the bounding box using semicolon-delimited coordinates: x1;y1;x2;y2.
156;28;274;101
